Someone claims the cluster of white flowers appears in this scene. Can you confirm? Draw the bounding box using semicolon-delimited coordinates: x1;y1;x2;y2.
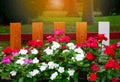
48;61;59;69
58;67;64;73
19;49;28;55
67;42;76;50
39;62;48;71
70;47;85;61
10;70;17;76
67;69;75;76
51;41;60;50
31;48;38;54
29;69;39;77
44;41;60;55
50;72;58;80
16;57;25;65
32;58;39;63
75;54;84;61
74;47;84;54
44;47;53;55
16;57;39;65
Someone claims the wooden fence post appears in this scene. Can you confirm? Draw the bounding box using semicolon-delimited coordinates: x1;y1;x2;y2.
10;23;21;50
76;22;87;44
54;22;65;34
32;22;43;42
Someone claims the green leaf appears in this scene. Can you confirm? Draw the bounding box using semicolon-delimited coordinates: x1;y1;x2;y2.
18;77;24;82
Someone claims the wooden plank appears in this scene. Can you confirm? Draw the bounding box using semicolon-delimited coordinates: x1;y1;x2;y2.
10;23;21;50
32;22;43;42
98;22;110;45
54;22;65;34
76;22;87;44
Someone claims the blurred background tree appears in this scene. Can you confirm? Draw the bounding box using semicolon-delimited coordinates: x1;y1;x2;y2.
0;0;45;25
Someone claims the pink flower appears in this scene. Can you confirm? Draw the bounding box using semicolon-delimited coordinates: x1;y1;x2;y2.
58;36;70;43
24;59;33;65
2;56;11;64
12;50;19;57
54;29;64;36
117;42;120;47
46;35;56;42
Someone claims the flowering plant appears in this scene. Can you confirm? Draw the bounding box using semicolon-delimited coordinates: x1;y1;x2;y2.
0;29;120;82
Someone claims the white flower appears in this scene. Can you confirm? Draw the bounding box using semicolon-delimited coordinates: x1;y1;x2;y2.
19;49;28;54
50;72;58;80
48;62;55;69
71;57;75;61
29;69;39;76
75;54;84;61
67;43;76;50
51;41;60;50
39;65;48;71
41;62;48;66
39;62;48;71
10;71;17;76
62;49;69;53
31;48;38;54
44;47;53;55
16;58;25;65
33;58;39;63
67;69;75;76
74;47;84;54
54;63;59;68
58;67;64;73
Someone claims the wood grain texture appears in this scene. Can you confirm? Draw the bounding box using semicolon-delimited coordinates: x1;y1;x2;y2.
10;23;21;50
32;22;43;42
76;22;87;44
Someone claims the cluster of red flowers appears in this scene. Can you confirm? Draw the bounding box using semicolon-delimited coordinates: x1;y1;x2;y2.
105;58;120;70
27;40;43;48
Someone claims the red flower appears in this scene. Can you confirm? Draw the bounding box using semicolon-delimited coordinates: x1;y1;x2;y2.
86;52;95;61
91;64;100;72
89;73;97;82
104;46;115;56
61;45;67;50
110;44;117;50
36;40;43;48
3;47;12;55
27;40;43;48
112;77;118;82
104;58;119;69
97;34;107;41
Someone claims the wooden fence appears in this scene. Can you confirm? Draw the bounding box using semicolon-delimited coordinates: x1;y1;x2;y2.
0;22;120;50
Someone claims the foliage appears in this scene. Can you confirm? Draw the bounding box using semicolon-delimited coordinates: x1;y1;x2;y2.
0;29;120;82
